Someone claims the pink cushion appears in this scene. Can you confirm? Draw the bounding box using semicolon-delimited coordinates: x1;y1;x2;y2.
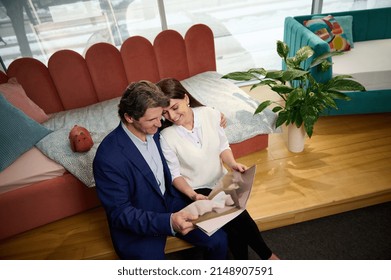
0;78;49;123
0;147;65;194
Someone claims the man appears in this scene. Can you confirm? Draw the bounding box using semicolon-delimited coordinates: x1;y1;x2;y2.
93;81;228;260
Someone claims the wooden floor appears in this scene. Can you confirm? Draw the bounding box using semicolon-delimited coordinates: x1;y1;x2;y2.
0;112;390;259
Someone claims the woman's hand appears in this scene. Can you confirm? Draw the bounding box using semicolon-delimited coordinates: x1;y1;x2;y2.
220;113;227;128
230;162;247;173
191;193;208;201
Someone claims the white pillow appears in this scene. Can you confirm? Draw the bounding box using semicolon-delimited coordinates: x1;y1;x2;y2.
36;97;121;188
180;71;278;143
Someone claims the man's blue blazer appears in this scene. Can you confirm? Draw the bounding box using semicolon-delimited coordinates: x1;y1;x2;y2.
93;123;188;259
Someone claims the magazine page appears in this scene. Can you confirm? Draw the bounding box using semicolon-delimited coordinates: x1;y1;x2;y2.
182;165;256;236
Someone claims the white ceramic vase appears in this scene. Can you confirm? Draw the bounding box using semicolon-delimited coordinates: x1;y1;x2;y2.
287;124;306;153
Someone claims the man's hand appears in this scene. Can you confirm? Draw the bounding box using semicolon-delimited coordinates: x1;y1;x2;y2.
171;211;197;235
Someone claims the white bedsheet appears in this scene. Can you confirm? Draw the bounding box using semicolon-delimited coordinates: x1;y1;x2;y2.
332;39;391;90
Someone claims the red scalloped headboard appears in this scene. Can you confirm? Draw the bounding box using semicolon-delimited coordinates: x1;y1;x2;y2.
3;24;216;114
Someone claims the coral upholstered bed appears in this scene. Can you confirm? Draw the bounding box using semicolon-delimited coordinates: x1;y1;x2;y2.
0;24;276;240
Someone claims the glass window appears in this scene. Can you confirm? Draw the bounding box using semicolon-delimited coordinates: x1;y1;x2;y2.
163;0;313;74
0;0;390;73
0;0;149;68
322;0;391;13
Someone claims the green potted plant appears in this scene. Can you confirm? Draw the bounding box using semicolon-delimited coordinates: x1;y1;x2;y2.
222;40;365;152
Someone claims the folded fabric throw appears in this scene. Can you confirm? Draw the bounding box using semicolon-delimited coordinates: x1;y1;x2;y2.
208;171;244;207
182;191;235;217
182;171;245;217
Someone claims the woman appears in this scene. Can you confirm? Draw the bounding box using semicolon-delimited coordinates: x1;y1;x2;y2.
158;78;279;260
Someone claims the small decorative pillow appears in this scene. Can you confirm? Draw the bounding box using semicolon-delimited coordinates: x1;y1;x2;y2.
0;77;49;123
69;125;94;153
312;15;354;47
304;15;351;52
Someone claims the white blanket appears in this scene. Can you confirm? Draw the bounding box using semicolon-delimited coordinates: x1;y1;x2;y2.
332;39;391;91
36;97;120;187
181;71;278;143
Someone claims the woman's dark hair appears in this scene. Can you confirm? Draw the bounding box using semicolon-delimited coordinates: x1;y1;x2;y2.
157;78;204;129
157;78;204;107
118;80;169;122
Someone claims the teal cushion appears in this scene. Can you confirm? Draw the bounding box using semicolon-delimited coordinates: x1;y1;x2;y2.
0;94;52;171
312;15;354;47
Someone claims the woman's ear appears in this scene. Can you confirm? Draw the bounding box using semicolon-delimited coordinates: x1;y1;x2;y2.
184;94;190;106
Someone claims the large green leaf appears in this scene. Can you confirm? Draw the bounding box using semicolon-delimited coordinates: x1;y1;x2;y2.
307;74;318;88
290;109;303;127
300;103;318;117
254;100;273;115
221;72;255;81
275;111;288;128
330;74;354;80
271;84;294;94
286;57;299;69
310;51;344;68
248;82;263;91
276;40;289;59
272;106;283;113
265;70;284;79
282;69;308;81
327;78;366;91
248;68;268;76
325;90;351;101
295;46;314;64
319;60;332;72
321;95;338;109
303;121;314;137
302;112;318;138
285;88;304;107
250;80;278;91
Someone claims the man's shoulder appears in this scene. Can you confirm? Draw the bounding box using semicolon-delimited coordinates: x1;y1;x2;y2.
97;124;123;152
102;124;121;140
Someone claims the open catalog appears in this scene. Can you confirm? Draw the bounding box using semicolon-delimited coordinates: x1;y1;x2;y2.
182;165;256;236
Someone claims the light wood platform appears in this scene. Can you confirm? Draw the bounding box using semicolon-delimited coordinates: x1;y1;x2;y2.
1;112;390;259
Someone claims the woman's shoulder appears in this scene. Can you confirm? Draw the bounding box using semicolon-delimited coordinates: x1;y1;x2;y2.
196;106;220;117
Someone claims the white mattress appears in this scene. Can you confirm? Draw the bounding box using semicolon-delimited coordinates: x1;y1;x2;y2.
332;39;391;90
0;147;65;194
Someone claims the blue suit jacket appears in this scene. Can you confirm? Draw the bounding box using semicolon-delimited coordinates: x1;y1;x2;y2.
93;123;188;259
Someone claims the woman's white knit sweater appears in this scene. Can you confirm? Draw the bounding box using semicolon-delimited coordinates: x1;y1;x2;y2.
160;107;226;189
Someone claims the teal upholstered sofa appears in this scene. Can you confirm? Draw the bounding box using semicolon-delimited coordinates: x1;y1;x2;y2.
284;7;391;115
